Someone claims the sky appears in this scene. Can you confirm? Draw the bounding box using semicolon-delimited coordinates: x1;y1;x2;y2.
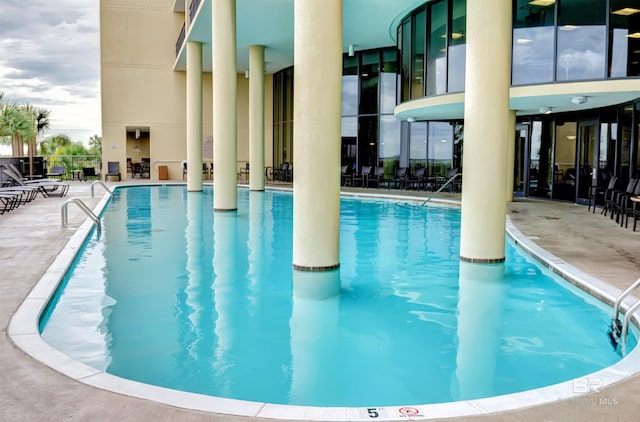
0;0;101;150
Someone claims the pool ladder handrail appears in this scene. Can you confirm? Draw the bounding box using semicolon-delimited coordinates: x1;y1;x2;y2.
609;276;640;349
91;180;113;198
61;198;101;236
420;172;462;206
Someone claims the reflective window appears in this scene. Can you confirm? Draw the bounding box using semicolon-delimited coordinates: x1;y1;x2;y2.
428;122;453;176
273;67;294;168
448;0;466;92
412;9;426;98
427;1;447;96
609;0;640;77
512;0;555;85
556;0;606;81
401;21;411;101
342;56;358;116
360;51;380;115
409;122;428;168
381;49;399;114
379;115;401;169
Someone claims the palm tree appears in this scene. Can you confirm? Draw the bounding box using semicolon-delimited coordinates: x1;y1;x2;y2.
88;134;102;155
0;103;35;157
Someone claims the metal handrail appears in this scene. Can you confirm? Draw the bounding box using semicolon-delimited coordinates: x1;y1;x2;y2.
420;172;462;206
61;198;101;236
90;180;113;198
609;277;640;349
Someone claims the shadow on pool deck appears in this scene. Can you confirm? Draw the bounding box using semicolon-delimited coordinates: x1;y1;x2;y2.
1;180;639;421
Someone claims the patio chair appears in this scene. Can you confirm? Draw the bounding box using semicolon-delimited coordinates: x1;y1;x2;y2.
105;161;121;181
47;165;65;180
368;166;385;188
340;165;352;186
620;181;640;228
352;166;372;188
383;167;408;190
406;167;427;190
140;160;151;178
82;167;99;181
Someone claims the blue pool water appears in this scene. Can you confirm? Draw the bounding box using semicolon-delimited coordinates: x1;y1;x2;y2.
40;186;633;407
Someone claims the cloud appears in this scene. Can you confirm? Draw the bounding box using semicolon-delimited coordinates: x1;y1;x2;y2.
0;0;100;142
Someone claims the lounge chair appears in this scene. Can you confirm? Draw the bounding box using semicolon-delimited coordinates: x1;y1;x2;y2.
8;163;61;183
105;161;121;181
2;167;69;198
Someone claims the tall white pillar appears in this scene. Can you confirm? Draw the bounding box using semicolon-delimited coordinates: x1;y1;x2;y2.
292;0;342;271
506;110;516;202
212;0;237;211
249;45;265;191
460;0;512;262
186;41;203;192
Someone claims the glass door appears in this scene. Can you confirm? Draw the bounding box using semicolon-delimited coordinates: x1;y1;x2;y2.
576;120;599;204
514;124;529;197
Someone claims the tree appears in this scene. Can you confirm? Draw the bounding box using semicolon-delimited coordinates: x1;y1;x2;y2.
40;134;73;155
88;134;102;155
0;102;36;157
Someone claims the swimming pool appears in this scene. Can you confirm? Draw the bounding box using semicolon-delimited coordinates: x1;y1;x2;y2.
36;185;637;414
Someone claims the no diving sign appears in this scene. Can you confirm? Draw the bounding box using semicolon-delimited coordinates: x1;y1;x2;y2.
358;406;425;420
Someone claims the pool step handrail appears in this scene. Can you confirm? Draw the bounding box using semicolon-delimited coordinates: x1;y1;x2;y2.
420;172;462;206
91;180;113;198
61;198;101;236
608;276;640;350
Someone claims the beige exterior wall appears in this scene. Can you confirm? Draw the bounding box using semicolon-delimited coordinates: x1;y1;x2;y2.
100;1;274;181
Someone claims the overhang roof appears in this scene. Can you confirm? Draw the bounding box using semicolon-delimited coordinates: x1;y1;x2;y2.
174;0;424;73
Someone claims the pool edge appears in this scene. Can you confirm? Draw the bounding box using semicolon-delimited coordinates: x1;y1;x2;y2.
8;185;640;421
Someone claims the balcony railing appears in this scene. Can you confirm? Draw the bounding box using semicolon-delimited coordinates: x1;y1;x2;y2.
176;23;186;57
175;0;202;57
189;0;201;22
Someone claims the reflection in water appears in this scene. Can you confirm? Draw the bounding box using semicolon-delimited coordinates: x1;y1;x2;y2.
290;270;341;404
41;187;626;407
452;261;507;400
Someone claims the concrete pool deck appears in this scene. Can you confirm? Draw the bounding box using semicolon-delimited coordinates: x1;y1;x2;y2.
2;181;640;421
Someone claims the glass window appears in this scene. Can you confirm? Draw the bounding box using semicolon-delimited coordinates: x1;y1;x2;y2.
556;0;606;81
428;122;453;176
342;56;358;116
448;0;466;92
412;10;426;98
379;115;401;170
380;49;399;114
409;122;428;168
360;51;379;115
427;1;447;96
401;21;411;101
609;0;640;77
512;0;555;85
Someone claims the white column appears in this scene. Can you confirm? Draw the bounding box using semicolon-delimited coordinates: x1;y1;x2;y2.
186;41;203;192
212;0;237;211
292;0;342;271
249;45;266;191
460;0;512;262
506;110;516;202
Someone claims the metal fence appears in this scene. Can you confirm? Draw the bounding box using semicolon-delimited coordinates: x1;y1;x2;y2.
42;155;102;180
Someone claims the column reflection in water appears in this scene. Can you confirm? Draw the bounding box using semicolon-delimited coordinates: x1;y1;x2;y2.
290;269;341;404
247;191;265;307
451;260;507;400
183;192;209;362
211;210;239;393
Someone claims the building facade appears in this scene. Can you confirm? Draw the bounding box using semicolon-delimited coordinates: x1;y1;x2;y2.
101;0;640;264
